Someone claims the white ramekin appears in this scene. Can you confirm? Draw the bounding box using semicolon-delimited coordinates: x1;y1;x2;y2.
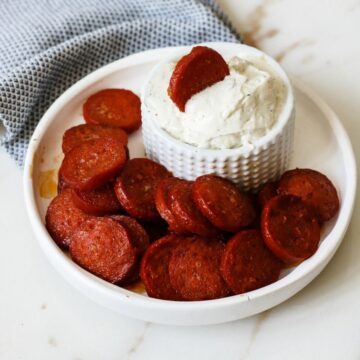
141;43;295;191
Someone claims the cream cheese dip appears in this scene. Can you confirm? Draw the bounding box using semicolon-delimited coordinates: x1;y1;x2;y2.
144;56;287;150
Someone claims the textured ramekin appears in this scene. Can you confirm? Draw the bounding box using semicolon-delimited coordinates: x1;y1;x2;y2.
141;43;295;192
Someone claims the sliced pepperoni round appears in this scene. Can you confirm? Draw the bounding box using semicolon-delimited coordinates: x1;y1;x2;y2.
258;181;279;209
45;188;92;249
108;215;150;284
192;175;256;232
62;124;128;154
70;217;136;283
169;236;230;301
155;177;186;233
140;235;183;300
108;215;150;256
114;158;172;221
169;181;219;237
72;183;122;215
59;137;127;191
220;230;283;294
261;195;321;264
278;168;339;222
168;46;230;111
83;89;141;133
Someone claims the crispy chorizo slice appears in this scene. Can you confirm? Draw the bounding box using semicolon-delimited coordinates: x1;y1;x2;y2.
108;215;150;256
221;230;283;294
83;89;141;133
261;195;321;264
278;168;339;222
192;174;256;232
114;158;172;221
62;123;128;154
155;177;186;233
59;137;127;191
169;236;230;301
45;188;92;249
72;182;122;215
168;46;229;111
140;235;183;300
70;217;136;283
169;181;219;237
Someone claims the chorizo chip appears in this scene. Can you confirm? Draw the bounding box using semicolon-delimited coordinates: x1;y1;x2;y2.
192;174;256;232
59;137;127;191
155;177;186;233
168;46;229;111
108;215;150;256
261;195;320;264
221;230;282;294
70;217;136;283
114;158;172;221
72;182;122;215
140;235;183;300
169;236;230;301
169;181;219;237
278;168;339;222
83;89;141;133
45;189;92;249
62;123;128;154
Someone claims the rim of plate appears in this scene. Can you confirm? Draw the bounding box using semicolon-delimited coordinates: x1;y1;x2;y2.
23;43;357;312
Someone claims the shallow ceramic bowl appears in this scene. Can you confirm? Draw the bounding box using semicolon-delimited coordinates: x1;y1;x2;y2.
24;43;356;326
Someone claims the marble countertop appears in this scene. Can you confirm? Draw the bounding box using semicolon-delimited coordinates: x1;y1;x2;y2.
1;0;360;359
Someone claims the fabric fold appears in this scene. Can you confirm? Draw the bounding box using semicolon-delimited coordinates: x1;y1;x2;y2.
0;0;240;165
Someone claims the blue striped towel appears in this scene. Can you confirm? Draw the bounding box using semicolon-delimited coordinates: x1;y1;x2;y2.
0;0;240;166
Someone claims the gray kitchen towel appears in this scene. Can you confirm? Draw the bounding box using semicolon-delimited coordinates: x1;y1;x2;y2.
0;0;240;166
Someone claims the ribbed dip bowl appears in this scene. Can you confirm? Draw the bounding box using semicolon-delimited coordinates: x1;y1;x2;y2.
141;43;295;191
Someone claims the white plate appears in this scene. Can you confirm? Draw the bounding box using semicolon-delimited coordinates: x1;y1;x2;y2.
23;43;356;326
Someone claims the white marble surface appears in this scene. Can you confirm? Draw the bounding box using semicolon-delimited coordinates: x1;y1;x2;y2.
1;1;360;359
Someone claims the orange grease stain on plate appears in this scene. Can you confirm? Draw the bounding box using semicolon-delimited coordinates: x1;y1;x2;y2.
39;169;58;199
123;281;146;295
